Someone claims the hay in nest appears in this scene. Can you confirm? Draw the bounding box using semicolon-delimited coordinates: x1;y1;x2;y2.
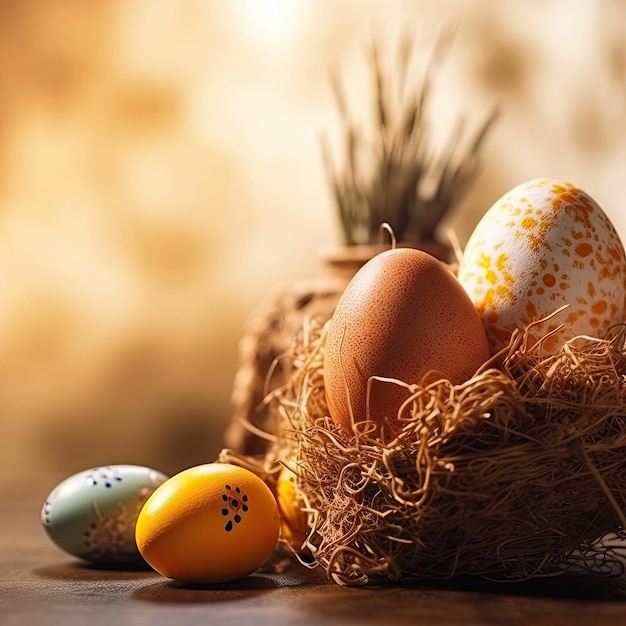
222;316;626;587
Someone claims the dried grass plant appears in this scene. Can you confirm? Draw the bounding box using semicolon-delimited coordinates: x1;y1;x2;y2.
320;31;495;246
221;314;626;587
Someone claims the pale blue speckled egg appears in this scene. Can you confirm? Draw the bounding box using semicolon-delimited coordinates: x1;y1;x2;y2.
41;465;168;564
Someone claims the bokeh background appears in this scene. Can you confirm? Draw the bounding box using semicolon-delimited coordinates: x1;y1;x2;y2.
2;0;626;476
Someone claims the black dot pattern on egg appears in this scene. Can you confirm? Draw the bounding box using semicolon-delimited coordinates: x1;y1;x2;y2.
85;466;124;489
221;484;249;532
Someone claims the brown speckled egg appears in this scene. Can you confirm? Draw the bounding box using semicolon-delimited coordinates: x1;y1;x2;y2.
323;248;491;436
457;178;626;354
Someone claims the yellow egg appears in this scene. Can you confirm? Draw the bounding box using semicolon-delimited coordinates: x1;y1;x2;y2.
135;463;280;583
458;178;626;354
276;465;308;551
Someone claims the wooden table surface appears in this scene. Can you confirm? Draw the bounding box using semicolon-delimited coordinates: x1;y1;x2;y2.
3;472;626;626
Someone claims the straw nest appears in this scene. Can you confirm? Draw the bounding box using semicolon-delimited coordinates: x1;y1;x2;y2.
221;314;626;587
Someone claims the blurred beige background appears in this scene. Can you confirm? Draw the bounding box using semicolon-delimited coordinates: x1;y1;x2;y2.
1;0;625;476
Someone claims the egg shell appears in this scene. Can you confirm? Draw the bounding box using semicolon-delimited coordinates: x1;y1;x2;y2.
276;465;308;551
323;248;491;435
135;463;280;584
457;178;626;354
41;464;168;564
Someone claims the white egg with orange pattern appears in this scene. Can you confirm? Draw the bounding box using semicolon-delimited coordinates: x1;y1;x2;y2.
458;178;626;354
